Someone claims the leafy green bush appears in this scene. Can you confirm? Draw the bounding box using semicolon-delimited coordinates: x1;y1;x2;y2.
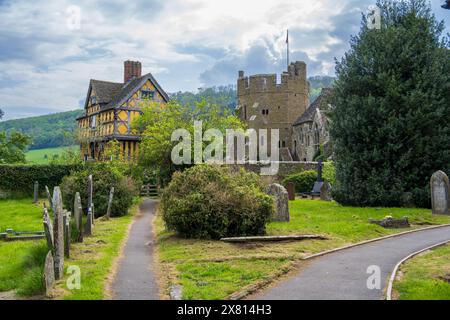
323;162;335;185
161;165;273;239
283;170;317;193
60;163;139;217
0;164;81;198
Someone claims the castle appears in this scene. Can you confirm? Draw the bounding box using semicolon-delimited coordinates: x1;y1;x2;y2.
237;61;330;162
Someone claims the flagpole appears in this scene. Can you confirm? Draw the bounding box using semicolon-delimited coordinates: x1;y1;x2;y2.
286;29;290;70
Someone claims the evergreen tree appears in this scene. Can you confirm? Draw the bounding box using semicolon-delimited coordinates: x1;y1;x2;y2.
330;0;450;207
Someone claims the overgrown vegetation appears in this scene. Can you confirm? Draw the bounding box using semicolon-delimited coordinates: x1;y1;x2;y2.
161;165;273;239
60;162;139;217
330;0;450;207
282;162;335;193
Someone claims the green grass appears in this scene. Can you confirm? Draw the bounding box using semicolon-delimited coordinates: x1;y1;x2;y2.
56;202;139;300
394;244;450;300
0;199;48;296
25;146;78;164
156;199;450;300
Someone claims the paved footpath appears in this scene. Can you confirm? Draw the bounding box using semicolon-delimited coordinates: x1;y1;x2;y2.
255;225;450;300
112;199;159;300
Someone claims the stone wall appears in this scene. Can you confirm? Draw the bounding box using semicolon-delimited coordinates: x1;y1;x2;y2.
227;161;317;184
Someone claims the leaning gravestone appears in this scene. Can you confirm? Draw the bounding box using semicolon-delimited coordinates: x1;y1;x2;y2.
266;183;290;222
43;251;55;297
430;171;450;215
52;187;64;280
320;182;332;201
45;186;52;211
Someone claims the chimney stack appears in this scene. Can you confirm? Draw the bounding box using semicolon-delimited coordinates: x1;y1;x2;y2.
124;60;142;83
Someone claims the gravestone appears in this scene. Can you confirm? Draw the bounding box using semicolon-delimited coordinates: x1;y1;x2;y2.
85;207;93;236
287;183;295;201
369;216;410;229
320;182;332;201
52;187;64;280
88;174;93;210
43;207;54;251
33;181;39;203
63;211;71;258
91;203;95;225
43;251;55;297
266;183;290;222
74;192;82;232
106;187;115;219
430;171;450;215
45;186;52;211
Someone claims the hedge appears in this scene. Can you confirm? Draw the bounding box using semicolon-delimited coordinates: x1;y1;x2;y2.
0;164;82;198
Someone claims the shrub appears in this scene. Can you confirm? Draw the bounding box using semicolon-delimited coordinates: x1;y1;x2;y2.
0;164;81;198
60;163;139;217
323;162;335;185
283;170;317;193
161;165;273;239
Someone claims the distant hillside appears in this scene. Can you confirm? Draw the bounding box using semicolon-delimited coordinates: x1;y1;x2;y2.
0;77;334;150
0;109;83;150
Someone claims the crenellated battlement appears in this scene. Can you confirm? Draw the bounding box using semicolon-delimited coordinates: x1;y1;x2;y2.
237;61;307;95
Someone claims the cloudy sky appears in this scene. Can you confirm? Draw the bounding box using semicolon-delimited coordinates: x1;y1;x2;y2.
0;0;448;120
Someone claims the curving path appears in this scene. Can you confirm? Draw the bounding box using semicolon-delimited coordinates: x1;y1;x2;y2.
112;199;159;300
254;225;450;300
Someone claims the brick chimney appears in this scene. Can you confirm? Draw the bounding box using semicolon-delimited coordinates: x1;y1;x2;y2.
124;60;142;83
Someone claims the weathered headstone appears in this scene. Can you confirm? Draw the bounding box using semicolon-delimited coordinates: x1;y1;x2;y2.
266;183;290;222
369;216;410;229
45;186;52;211
52;187;64;280
287;183;295;201
106;187;115;219
430;171;450;215
43;207;54;251
43;251;55;297
85;206;93;236
33;181;39;203
320;182;332;201
88;174;93;210
63;211;71;258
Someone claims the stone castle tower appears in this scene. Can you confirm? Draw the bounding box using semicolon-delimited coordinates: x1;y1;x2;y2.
237;61;309;160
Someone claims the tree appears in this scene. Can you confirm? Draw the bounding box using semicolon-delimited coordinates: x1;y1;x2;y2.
133;100;245;185
330;0;450;207
0;108;4;120
0;131;31;164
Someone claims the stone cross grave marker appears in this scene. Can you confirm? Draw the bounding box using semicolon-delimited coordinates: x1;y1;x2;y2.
44;251;55;297
52;187;64;280
266;183;290;222
106;187;115;219
33;181;39;203
311;161;324;196
430;171;450;215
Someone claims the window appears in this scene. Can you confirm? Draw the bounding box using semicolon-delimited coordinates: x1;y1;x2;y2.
90;115;97;129
141;90;155;100
91;96;97;105
262;109;269;115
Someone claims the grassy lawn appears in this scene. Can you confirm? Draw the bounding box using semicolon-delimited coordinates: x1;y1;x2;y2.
25;145;78;164
0;199;47;296
394;244;450;300
54;201;139;300
155;199;450;300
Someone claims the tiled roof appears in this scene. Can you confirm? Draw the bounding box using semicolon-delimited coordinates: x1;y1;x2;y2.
90;80;123;105
293;88;332;126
